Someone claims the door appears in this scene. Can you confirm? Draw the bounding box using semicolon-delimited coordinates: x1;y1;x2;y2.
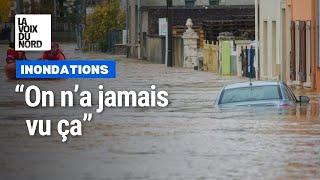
290;21;296;81
299;21;307;82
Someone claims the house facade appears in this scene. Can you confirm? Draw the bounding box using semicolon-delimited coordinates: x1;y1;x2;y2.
256;0;287;81
126;0;255;59
257;0;320;91
285;0;317;89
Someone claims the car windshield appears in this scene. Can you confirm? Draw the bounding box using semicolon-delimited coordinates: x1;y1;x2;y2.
219;85;282;105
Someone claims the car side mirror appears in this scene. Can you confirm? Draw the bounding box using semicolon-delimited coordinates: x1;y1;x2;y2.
299;96;310;104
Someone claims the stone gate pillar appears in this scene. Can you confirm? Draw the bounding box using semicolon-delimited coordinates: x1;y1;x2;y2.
182;18;199;68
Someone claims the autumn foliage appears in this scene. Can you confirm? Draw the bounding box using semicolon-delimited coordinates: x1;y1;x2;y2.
84;0;125;43
0;0;13;23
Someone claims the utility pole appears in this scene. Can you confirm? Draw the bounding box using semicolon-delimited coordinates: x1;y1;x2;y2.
138;0;141;59
13;0;24;42
16;0;23;13
76;0;86;49
53;0;57;31
167;0;173;67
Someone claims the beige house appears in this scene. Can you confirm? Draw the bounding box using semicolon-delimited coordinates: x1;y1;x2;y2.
256;0;287;81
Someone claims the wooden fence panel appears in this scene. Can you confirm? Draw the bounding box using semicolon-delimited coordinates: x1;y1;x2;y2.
173;37;184;67
146;35;166;64
203;41;219;73
221;41;232;75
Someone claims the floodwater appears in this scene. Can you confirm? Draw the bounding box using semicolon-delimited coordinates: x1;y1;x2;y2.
0;44;320;180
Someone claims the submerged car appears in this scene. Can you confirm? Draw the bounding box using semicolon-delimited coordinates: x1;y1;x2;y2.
215;81;310;108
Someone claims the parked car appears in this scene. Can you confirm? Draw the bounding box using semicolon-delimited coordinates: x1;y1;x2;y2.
215;81;310;108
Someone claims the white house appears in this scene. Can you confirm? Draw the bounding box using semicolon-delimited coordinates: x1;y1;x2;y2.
256;0;287;81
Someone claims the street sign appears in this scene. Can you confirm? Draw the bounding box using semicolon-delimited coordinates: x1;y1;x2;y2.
159;18;167;36
122;30;127;44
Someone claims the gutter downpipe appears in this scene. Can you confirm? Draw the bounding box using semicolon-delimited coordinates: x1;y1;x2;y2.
317;0;319;90
126;0;129;58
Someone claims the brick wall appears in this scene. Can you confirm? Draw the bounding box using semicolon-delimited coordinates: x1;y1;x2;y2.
146;6;255;41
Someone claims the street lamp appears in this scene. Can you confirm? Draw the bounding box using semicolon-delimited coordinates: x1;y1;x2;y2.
166;0;173;67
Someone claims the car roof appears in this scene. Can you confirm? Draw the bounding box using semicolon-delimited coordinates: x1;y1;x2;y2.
224;81;282;90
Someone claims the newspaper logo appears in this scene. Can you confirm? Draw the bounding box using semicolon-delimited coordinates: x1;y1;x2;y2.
15;14;51;51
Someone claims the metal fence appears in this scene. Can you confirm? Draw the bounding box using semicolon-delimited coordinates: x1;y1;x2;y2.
54;22;76;32
85;30;124;54
0;23;13;41
100;30;123;53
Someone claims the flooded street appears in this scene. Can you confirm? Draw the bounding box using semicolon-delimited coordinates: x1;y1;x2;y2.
1;44;320;179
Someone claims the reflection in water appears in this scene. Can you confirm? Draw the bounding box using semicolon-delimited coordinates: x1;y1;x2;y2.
0;44;320;180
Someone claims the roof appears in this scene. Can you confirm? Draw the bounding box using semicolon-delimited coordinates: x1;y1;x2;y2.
224;81;281;90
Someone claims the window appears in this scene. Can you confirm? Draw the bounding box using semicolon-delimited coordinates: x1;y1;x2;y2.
209;0;220;6
185;0;195;7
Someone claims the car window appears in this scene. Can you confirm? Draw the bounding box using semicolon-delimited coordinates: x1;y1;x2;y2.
283;84;297;101
219;85;282;104
281;86;291;100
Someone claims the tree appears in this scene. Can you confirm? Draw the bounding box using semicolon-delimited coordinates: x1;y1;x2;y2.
84;0;125;43
0;0;13;23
